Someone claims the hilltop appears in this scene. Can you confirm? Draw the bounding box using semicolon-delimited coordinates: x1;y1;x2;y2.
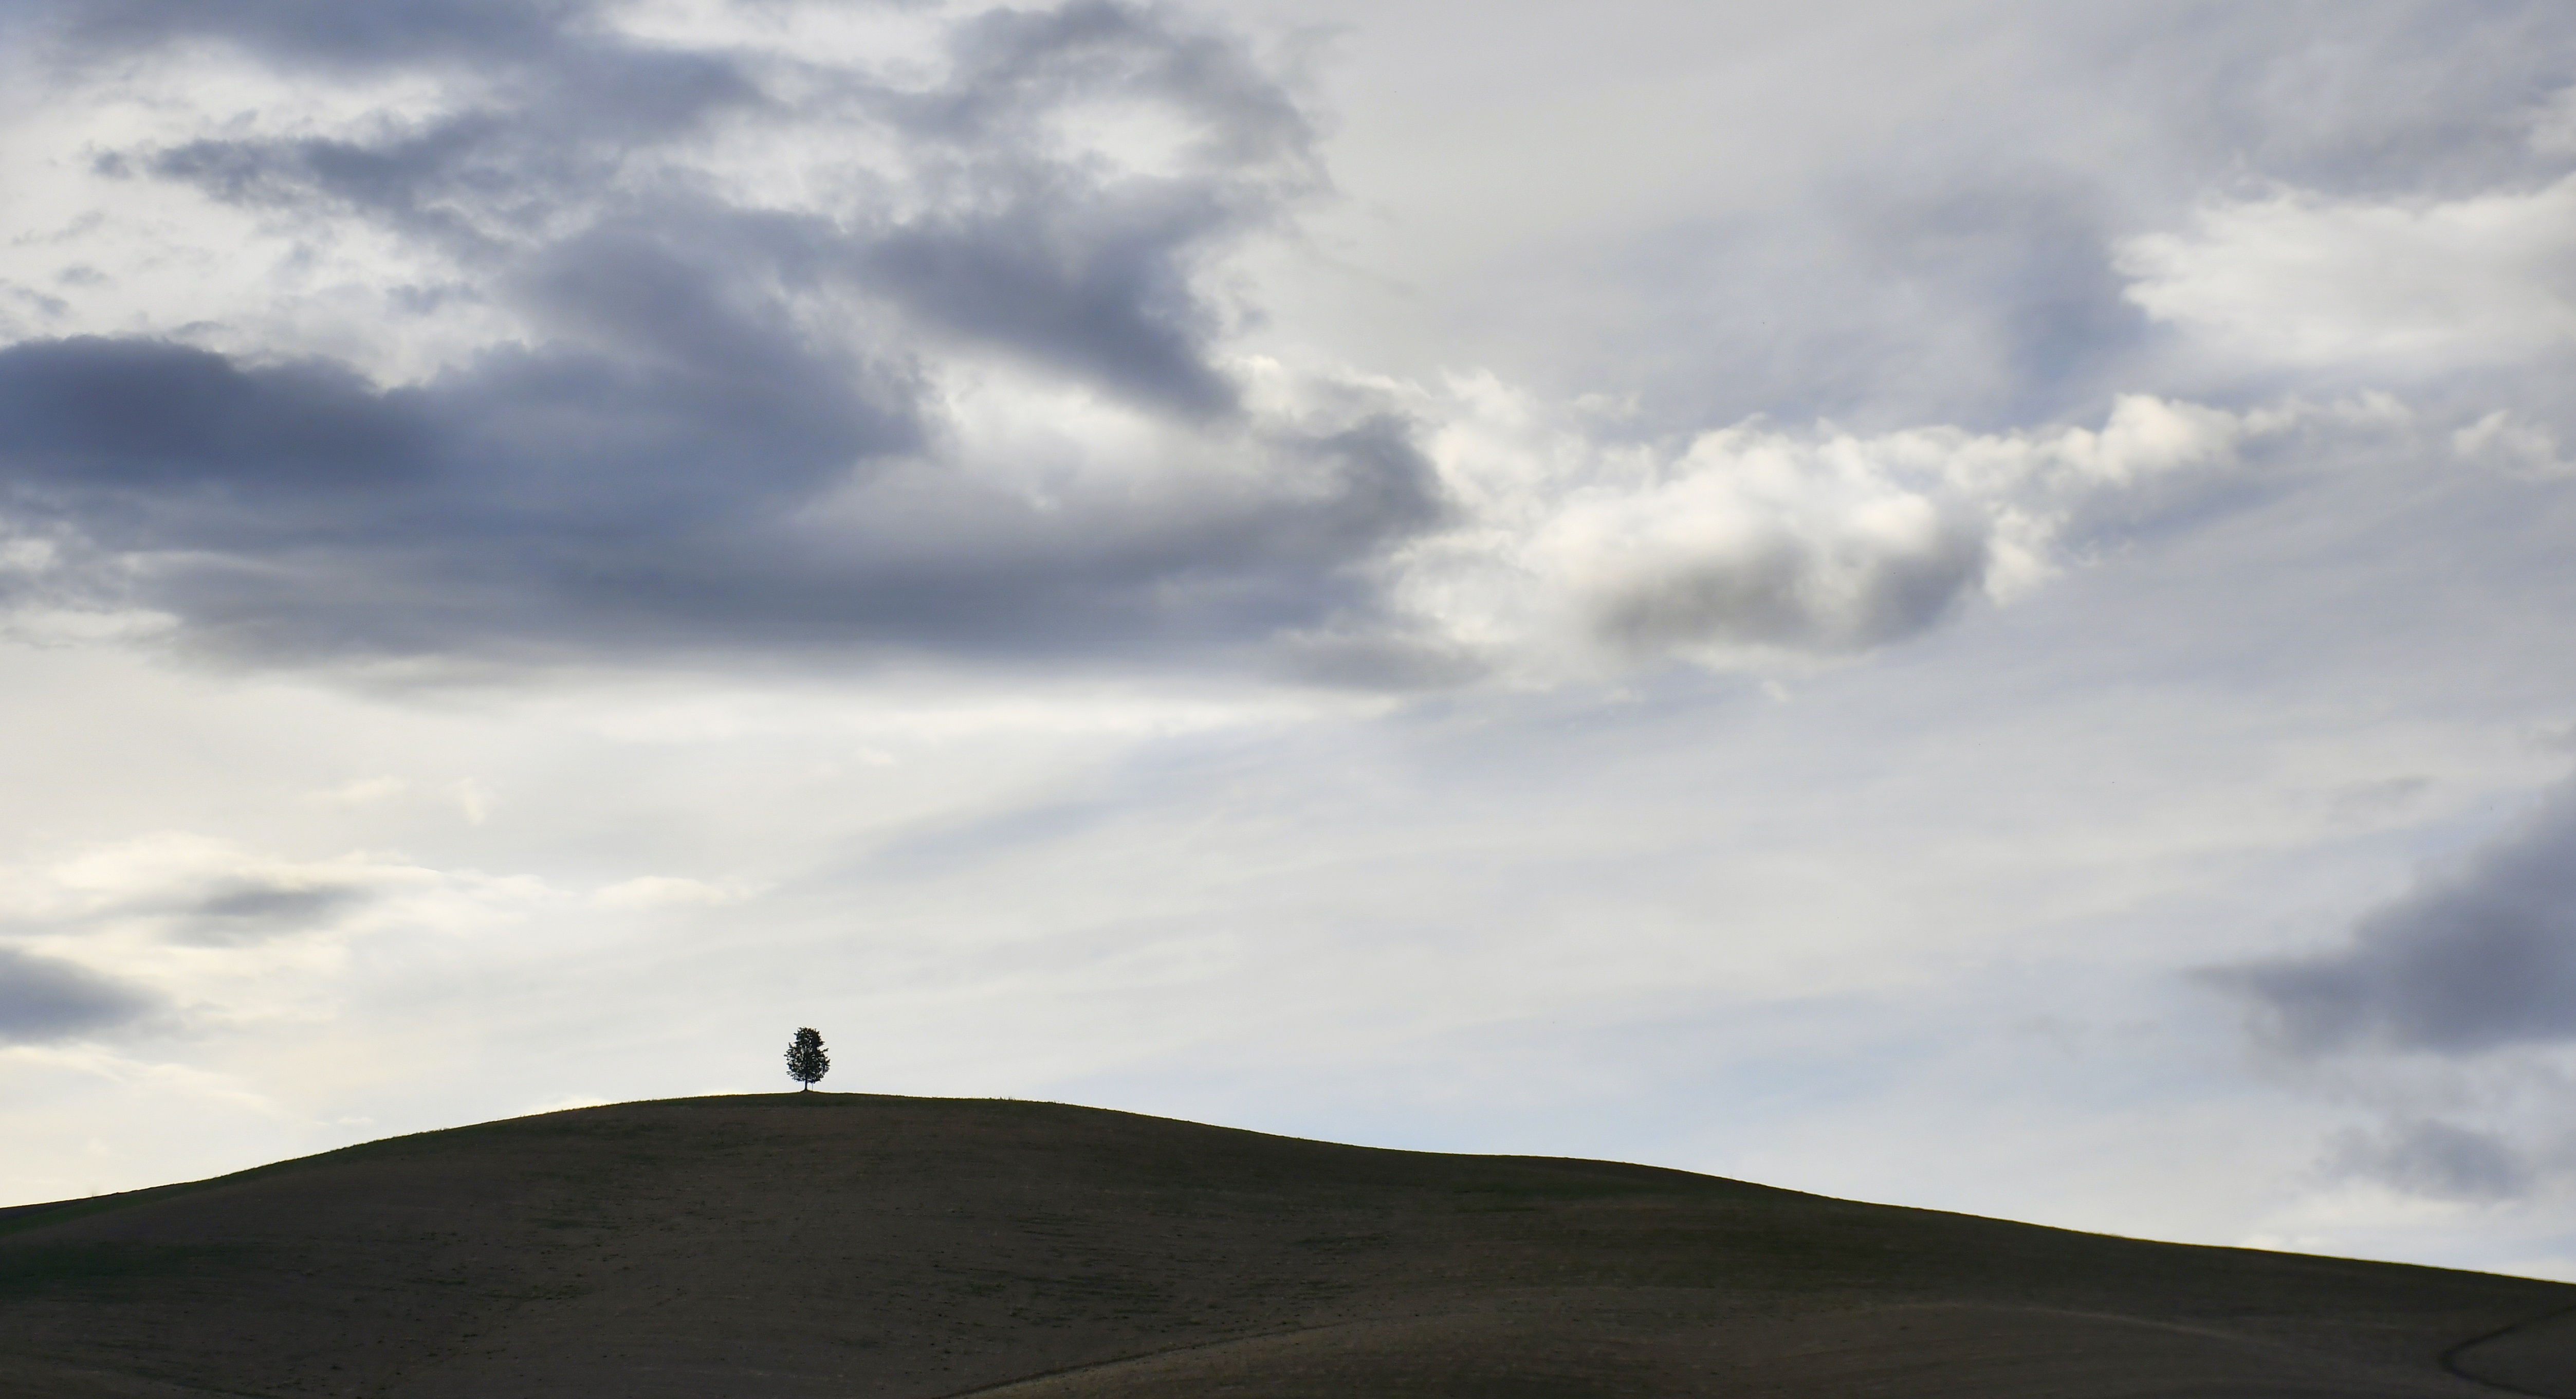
1;1094;2571;1397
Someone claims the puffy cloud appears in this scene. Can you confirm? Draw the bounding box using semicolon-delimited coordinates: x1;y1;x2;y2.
2204;781;2576;1057
1377;385;2260;676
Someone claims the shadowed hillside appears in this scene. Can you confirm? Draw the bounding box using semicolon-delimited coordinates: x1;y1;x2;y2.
1;1094;2571;1398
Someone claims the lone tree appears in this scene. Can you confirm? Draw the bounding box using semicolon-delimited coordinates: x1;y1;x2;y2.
785;1026;830;1091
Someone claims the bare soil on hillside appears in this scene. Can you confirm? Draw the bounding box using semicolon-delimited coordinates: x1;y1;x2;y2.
0;1094;2568;1398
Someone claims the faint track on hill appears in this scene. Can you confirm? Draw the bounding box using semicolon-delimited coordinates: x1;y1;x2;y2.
927;1320;1361;1398
2442;1302;2576;1398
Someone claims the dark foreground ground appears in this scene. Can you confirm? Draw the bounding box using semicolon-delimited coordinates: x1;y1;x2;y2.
1;1094;2571;1398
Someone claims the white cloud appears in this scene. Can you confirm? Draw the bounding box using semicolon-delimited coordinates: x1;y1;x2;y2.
590;875;756;910
2453;410;2571;479
2120;177;2576;373
1384;381;2258;675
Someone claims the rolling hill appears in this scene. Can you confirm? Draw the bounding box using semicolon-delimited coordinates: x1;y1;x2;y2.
0;1094;2569;1397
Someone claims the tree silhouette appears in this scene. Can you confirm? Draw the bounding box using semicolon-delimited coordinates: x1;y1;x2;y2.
785;1026;830;1091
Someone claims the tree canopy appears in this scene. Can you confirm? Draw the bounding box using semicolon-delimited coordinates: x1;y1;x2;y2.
785;1027;829;1091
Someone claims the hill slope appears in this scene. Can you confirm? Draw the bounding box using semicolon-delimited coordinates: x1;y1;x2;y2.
0;1094;2569;1398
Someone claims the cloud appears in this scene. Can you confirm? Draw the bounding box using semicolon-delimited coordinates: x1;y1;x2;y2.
0;0;2559;690
0;333;1442;667
1282;5;2576;439
2453;410;2573;479
1381;385;2265;675
2148;10;2576;199
43;0;594;69
2327;1118;2533;1203
175;879;373;946
0;325;2301;680
2204;781;2576;1057
0;336;440;493
0;944;155;1044
0;0;1461;674
299;777;408;807
857;188;1243;419
102;0;1312;413
590;876;750;911
2120;176;2576;374
0;832;508;953
850;0;1318;417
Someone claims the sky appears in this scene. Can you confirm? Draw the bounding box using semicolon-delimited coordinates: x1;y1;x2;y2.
1;0;2574;1281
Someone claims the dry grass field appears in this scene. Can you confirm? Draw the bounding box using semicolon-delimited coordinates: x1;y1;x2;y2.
0;1093;2570;1398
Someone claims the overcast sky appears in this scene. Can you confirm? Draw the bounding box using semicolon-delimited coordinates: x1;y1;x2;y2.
3;0;2575;1279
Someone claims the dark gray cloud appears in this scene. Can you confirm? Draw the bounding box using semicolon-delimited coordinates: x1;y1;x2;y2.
2203;783;2576;1057
906;0;1310;162
1269;623;1488;691
131;69;758;258
0;0;1449;672
2326;1119;2532;1203
0;945;155;1044
40;0;588;68
1594;523;1990;657
858;185;1242;419
112;0;1307;414
0;330;1439;664
174;881;372;946
0;336;436;494
0;289;903;536
37;0;758;250
853;0;1314;417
